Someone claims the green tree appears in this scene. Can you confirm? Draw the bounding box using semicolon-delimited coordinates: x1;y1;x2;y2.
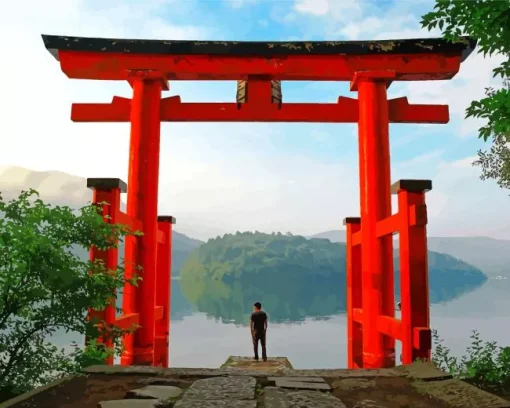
432;330;510;395
0;190;139;401
421;0;510;188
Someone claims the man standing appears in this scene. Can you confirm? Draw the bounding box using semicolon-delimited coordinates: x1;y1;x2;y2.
250;302;267;362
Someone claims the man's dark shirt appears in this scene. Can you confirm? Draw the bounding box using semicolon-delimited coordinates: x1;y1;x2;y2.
251;310;267;336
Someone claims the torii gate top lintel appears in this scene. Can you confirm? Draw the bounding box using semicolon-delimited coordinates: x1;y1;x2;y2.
41;34;477;82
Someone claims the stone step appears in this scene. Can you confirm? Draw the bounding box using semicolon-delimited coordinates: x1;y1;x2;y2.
179;376;256;400
274;378;332;391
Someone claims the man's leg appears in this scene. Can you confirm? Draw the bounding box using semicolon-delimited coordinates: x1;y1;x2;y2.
252;335;259;360
260;333;267;362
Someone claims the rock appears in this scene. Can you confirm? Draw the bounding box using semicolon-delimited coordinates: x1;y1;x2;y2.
281;368;400;378
332;378;377;390
412;378;510;407
180;376;256;401
127;385;183;400
274;378;331;391
264;387;347;408
99;400;165;408
394;362;452;382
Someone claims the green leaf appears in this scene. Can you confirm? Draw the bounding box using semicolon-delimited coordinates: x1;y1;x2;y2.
0;191;141;397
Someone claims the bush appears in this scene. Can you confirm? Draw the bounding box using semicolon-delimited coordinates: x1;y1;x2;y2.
0;190;139;401
432;329;510;394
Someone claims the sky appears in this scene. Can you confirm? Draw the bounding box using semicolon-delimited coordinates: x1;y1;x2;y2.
0;0;508;241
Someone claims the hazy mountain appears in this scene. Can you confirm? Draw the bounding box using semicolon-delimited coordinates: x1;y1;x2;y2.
3;165;507;279
180;232;488;323
0;165;93;207
309;230;510;278
311;230;346;242
0;165;203;276
425;236;510;278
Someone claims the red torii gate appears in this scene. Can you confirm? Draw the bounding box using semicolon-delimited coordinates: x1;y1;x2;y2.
42;34;476;368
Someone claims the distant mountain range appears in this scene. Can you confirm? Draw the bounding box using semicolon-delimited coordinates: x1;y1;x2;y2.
309;230;510;278
2;165;508;278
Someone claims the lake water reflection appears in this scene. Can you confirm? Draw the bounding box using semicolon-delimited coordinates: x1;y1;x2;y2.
169;278;510;368
52;278;510;369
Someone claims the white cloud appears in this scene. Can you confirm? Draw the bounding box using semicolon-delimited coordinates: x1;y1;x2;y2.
401;51;505;137
294;0;331;16
1;0;509;241
289;0;505;137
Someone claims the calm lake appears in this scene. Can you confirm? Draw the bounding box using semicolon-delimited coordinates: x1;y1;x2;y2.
53;277;510;369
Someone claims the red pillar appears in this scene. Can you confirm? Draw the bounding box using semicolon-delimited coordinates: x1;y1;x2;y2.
86;178;126;365
154;216;175;367
351;71;395;368
394;179;432;364
344;217;363;369
121;71;166;366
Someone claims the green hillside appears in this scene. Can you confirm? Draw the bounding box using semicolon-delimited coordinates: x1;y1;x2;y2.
309;230;510;278
180;232;488;324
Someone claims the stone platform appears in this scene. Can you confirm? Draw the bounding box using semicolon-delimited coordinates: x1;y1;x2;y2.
1;359;510;408
221;356;293;372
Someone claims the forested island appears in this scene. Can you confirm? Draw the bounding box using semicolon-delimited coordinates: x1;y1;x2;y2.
180;232;488;324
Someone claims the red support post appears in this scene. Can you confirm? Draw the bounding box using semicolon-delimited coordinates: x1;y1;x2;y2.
121;71;166;366
86;178;126;365
351;71;396;368
344;217;363;369
393;179;432;364
154;216;176;367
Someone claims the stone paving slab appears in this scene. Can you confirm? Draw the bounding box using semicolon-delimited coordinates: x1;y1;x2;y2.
99;400;164;408
81;362;456;382
412;378;510;407
82;365;231;378
264;386;347;408
84;365;168;376
166;368;229;377
174;400;257;408
222;356;293;372
179;376;256;401
281;368;401;378
268;376;326;383
136;377;191;387
127;385;183;400
275;379;332;391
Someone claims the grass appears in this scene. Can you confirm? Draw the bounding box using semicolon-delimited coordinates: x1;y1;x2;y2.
431;329;510;398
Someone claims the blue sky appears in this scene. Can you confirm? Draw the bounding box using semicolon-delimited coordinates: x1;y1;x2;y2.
0;0;508;240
